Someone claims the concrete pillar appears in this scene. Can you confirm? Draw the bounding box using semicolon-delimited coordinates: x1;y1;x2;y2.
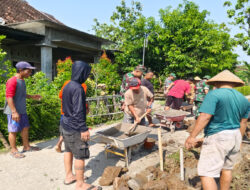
41;46;52;80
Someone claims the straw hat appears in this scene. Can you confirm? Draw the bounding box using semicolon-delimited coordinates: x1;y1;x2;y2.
194;76;201;81
206;70;245;87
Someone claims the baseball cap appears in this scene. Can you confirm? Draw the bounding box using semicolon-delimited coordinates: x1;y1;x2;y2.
134;65;146;74
129;78;141;90
16;61;36;70
170;73;176;78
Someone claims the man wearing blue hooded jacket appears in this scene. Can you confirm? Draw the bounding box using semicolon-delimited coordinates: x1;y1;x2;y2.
61;61;101;190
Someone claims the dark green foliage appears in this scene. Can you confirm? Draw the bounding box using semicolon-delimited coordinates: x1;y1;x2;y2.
235;65;250;84
0;72;61;148
0;36;16;85
26;98;61;141
93;0;238;79
158;2;238;77
224;0;250;55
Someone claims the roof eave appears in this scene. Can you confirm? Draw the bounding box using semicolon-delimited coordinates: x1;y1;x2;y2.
6;19;113;45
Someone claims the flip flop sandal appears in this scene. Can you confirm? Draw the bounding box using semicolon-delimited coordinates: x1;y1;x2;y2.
63;179;76;185
10;151;25;159
86;185;102;190
22;146;41;153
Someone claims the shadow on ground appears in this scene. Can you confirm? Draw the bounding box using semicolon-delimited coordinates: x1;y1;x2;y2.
35;138;58;150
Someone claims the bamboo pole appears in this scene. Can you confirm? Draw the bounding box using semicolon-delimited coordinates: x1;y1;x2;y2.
180;148;184;181
158;127;164;171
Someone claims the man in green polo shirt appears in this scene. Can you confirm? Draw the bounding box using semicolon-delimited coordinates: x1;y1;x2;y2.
185;70;249;190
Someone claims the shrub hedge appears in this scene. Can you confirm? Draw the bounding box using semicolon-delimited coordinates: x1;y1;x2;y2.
0;57;123;148
235;86;250;96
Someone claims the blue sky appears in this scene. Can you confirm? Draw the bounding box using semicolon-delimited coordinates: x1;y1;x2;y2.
26;0;249;62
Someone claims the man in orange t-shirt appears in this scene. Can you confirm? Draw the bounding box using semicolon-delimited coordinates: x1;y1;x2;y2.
55;80;88;154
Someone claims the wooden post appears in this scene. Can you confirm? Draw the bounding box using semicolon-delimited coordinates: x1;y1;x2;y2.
124;148;129;168
180;148;184;181
112;93;117;120
158;127;164;171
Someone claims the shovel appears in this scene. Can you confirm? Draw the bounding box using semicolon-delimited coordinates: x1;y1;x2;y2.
126;111;149;136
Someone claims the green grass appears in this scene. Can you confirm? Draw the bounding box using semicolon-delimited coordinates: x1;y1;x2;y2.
167;151;180;163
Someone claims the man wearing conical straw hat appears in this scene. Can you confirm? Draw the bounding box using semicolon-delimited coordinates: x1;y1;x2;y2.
185;70;249;190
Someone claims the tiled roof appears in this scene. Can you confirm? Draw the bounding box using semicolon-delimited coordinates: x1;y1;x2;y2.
0;0;63;25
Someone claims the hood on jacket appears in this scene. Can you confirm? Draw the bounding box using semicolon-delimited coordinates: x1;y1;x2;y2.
71;60;91;84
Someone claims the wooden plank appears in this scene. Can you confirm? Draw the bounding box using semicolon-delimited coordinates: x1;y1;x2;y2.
180;148;184;181
158;127;164;171
88;112;123;117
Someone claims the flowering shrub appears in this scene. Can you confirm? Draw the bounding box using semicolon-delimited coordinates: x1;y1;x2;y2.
52;57;95;97
52;57;73;91
91;58;121;94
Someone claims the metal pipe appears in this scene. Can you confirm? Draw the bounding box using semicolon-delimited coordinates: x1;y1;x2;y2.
142;38;146;66
142;32;159;66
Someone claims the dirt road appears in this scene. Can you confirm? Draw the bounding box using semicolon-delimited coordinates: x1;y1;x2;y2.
0;122;190;190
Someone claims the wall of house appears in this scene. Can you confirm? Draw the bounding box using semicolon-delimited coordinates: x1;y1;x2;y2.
2;44;41;67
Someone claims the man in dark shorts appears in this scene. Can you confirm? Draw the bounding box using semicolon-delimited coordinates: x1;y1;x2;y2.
165;79;191;110
185;70;249;190
61;61;101;190
4;61;41;158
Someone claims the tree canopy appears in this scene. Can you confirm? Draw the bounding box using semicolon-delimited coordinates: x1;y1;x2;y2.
93;0;238;78
224;0;249;55
224;0;249;83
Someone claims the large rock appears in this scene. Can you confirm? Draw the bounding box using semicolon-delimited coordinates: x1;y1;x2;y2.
127;179;141;190
135;173;148;185
143;180;168;190
99;166;122;186
113;176;129;190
